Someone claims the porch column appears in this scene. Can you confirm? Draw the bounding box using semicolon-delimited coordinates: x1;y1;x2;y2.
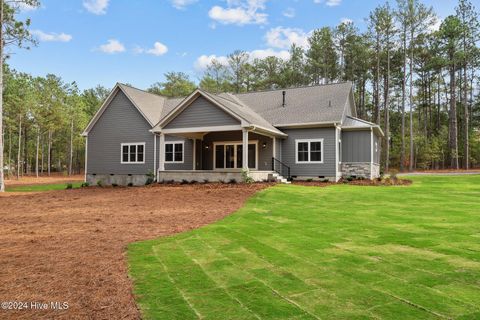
192;139;196;170
242;128;249;170
159;133;165;172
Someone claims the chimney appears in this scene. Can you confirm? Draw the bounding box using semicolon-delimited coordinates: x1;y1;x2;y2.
282;90;286;107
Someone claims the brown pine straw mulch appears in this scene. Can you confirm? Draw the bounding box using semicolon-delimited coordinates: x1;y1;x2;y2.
0;183;271;320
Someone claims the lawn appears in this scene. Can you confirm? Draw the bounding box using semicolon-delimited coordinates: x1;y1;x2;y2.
6;182;83;192
128;175;480;319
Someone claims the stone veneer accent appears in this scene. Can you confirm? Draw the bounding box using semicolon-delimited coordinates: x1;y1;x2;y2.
341;163;380;179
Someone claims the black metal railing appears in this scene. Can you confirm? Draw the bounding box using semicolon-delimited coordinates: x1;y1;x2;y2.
272;157;291;181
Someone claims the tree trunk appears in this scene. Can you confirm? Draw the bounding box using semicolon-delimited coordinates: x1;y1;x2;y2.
449;63;459;169
409;30;414;172
8;126;12;178
400;26;407;172
69;118;73;176
463;64;469;169
16;114;22;180
384;35;391;173
35;127;40;178
47;129;51;176
0;0;4;192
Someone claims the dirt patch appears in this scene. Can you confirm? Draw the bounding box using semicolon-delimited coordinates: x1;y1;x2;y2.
0;183;270;319
5;174;84;187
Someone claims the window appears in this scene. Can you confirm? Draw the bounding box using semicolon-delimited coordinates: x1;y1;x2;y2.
121;143;145;164
296;139;324;163
165;142;184;163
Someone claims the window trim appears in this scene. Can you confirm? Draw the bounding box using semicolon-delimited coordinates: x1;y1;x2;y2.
120;142;146;164
295;139;324;164
164;141;185;164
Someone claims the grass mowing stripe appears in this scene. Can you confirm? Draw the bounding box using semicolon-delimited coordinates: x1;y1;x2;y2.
128;175;480;319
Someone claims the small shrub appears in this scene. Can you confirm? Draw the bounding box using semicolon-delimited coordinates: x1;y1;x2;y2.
127;182;134;187
97;180;103;187
321;179;329;183
166;179;175;184
346;176;354;182
190;180;198;184
112;183;118;187
241;169;254;184
145;177;154;185
306;178;313;182
218;179;226;184
66;183;73;190
203;179;209;184
181;179;189;185
389;169;399;181
81;182;90;188
229;178;237;184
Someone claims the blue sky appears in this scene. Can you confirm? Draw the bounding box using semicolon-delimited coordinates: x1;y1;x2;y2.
9;0;471;91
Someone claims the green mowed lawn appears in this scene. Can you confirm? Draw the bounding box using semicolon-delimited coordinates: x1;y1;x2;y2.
128;175;480;319
6;182;83;192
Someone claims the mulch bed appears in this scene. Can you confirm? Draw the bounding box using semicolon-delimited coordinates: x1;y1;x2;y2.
0;183;269;320
293;178;412;187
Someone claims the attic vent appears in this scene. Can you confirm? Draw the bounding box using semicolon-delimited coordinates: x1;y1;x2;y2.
282;90;286;107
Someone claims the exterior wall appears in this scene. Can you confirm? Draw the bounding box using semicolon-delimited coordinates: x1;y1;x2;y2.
280;127;336;179
373;133;381;164
201;131;273;171
87;90;154;175
342;130;371;163
164;96;239;129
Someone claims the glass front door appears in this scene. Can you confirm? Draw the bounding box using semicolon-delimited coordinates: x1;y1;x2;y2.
214;142;257;170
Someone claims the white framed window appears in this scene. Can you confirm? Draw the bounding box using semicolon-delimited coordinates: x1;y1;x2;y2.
295;139;324;164
165;141;184;163
121;142;145;164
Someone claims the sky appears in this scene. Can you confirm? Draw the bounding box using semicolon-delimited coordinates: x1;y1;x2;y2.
9;0;474;91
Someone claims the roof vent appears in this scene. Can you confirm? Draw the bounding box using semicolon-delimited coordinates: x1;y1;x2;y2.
282;90;286;107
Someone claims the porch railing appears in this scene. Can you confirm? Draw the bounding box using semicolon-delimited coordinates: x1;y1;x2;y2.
271;157;291;181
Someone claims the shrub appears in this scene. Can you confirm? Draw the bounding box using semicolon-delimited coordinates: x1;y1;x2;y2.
127;182;134;187
306;178;313;182
166;179;175;184
97;180;103;187
81;182;90;188
112;183;118;187
346;176;354;182
203;179;209;184
190;180;198;184
229;178;237;184
389;169;399;181
241;169;254;184
218;179;226;184
145;171;155;185
321;179;329;183
181;179;189;185
145;177;154;185
66;183;73;190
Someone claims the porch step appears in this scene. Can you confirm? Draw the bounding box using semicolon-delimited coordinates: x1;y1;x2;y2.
271;172;291;184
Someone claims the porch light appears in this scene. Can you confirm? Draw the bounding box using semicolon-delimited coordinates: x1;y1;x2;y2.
262;142;267;148
205;145;209;150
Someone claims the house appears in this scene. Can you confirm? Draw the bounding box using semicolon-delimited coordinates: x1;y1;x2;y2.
81;82;383;185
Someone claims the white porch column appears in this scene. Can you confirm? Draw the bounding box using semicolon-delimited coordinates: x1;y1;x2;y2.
272;137;276;159
159;133;165;172
192;139;196;170
242;128;249;170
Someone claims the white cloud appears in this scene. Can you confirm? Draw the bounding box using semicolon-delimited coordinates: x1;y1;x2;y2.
83;0;109;15
32;30;72;42
265;27;310;49
98;39;125;54
282;7;295;18
171;0;197;9
194;49;290;72
314;0;342;6
208;0;268;25
146;42;169;56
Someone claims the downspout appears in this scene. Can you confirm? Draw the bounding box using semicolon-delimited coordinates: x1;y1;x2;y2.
370;127;374;180
153;133;157;181
84;135;88;183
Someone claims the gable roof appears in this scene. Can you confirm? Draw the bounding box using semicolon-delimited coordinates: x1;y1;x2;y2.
83;82;358;137
342;116;385;136
233;82;353;127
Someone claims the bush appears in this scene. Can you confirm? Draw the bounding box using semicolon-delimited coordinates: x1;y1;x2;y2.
145;177;154;185
241;169;254;184
66;183;73;190
389;169;399;181
306;178;313;182
181;179;189;185
165;179;175;184
229;178;237;184
190;180;198;184
346;176;354;182
81;182;90;188
112;183;118;187
145;171;155;185
203;179;209;184
127;182;134;187
321;179;329;183
97;180;103;187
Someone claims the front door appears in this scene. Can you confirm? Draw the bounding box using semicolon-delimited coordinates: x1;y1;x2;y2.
214;142;257;170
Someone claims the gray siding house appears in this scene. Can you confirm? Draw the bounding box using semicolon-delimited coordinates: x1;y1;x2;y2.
82;82;383;185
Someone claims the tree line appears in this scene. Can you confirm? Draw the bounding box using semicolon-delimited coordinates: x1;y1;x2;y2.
1;0;480;192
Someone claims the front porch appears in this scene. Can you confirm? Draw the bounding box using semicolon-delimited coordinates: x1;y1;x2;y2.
158;170;277;183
